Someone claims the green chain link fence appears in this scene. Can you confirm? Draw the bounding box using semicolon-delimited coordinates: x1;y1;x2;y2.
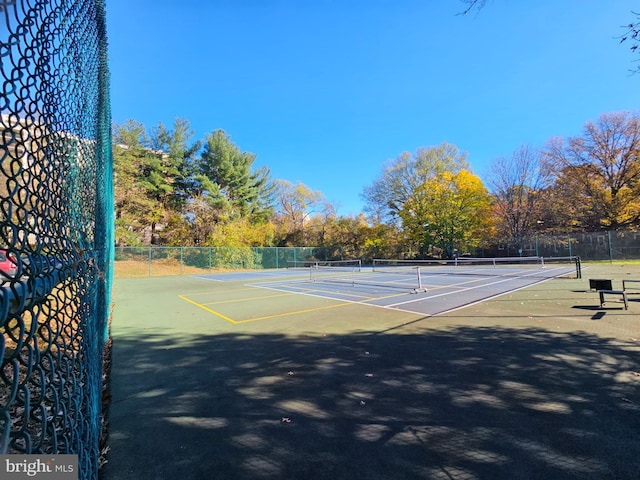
469;231;640;261
115;232;640;279
0;1;113;479
115;246;317;277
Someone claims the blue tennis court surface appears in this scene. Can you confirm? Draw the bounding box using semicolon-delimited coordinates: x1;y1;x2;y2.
194;263;579;316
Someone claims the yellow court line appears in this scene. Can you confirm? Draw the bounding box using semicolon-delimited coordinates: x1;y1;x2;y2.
179;293;353;325
202;292;296;306
235;301;352;324
178;295;238;324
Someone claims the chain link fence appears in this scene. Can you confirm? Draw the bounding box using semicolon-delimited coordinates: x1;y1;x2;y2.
115;246;317;277
0;2;113;479
471;231;640;261
115;231;640;278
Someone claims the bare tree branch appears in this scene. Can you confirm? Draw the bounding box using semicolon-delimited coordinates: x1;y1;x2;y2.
460;2;640;74
619;11;640;73
457;0;487;16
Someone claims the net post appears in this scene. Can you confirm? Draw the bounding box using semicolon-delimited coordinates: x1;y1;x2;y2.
411;266;428;293
413;266;421;293
575;256;582;279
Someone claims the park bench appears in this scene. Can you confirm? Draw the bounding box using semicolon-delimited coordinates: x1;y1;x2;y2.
589;278;629;310
622;279;640;293
598;289;628;310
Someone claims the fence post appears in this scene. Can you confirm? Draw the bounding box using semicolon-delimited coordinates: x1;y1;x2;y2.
180;247;183;275
148;246;152;277
567;234;572;257
608;231;613;263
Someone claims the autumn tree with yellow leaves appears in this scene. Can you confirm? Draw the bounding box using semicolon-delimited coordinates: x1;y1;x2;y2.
399;169;494;258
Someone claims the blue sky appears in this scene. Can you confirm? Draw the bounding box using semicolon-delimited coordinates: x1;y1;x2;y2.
106;1;639;216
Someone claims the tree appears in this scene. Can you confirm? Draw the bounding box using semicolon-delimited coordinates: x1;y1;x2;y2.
486;145;552;243
308;211;371;261
399;169;494;258
534;164;595;233
113;119;198;245
113;120;163;245
196;129;275;222
305;201;337;254
113;119;147;148
148;117;201;211
208;217;276;247
329;214;372;260
246;165;277;224
362;142;470;224
361;223;403;262
113;142;159;245
182;195;224;246
273;180;325;246
544;111;640;230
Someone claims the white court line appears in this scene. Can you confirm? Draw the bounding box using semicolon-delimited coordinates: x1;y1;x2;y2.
245;265;576;317
192;270;310;283
382;277;556;319
248;280;454;317
193;276;223;282
248;283;374;305
385;266;573;308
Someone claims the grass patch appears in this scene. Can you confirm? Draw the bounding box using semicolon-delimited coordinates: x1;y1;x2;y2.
114;259;212;278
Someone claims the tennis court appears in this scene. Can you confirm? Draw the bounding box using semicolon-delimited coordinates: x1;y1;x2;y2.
186;256;582;318
104;260;640;480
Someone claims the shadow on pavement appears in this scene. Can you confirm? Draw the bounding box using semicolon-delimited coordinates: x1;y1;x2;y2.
102;326;639;480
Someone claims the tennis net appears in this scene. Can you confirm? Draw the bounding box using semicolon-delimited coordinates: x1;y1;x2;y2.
288;259;362;271
303;256;580;295
373;256;582;280
308;260;427;293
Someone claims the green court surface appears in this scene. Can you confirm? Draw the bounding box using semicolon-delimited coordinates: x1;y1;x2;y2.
103;263;640;480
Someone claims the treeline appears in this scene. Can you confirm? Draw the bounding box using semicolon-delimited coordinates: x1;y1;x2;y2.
114;111;640;260
113;119;374;259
